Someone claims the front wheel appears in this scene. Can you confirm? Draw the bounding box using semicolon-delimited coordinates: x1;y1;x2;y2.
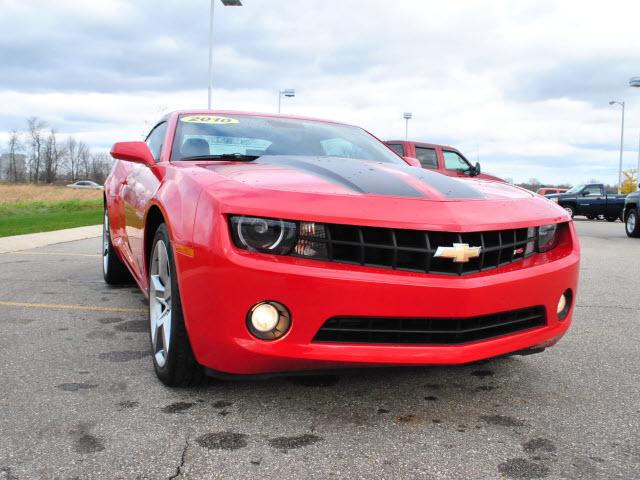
103;209;132;284
626;208;640;237
149;223;204;387
562;205;574;218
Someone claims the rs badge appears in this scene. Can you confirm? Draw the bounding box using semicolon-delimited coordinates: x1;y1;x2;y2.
434;243;482;263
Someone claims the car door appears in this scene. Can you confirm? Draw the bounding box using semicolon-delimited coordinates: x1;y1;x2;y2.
121;122;166;279
414;146;438;170
577;184;605;216
442;150;473;178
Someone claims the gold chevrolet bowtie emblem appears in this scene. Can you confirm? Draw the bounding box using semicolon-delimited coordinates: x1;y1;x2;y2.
434;243;482;263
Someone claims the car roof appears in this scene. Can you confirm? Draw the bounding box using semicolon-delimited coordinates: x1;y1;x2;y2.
164;110;360;129
385;140;460;151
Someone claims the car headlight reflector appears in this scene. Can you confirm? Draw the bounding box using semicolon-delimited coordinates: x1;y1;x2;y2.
537;224;558;252
230;216;297;254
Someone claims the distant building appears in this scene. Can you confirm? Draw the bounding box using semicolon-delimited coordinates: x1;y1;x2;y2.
0;153;27;181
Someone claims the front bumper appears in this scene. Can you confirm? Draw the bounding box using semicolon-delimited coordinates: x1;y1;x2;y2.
177;222;580;375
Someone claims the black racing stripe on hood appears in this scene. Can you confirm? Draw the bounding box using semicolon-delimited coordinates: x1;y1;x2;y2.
398;165;484;199
254;156;484;199
257;156;425;198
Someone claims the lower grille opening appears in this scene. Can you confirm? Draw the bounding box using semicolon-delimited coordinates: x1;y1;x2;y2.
313;306;546;345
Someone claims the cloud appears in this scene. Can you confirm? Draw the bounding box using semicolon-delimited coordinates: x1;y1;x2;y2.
1;0;640;185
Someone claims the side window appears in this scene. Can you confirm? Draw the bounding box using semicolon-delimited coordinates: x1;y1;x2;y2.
584;185;603;196
386;143;404;156
415;147;438;169
443;150;471;171
145;122;168;162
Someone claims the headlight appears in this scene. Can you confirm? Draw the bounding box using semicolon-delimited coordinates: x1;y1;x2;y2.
230;216;297;254
229;216;330;259
537;224;558;252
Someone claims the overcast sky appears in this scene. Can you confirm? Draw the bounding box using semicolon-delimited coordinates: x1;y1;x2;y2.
2;0;640;184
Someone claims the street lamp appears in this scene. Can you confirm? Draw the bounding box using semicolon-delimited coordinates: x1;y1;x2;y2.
278;89;296;114
403;112;412;140
609;100;625;194
629;77;640;188
208;0;243;110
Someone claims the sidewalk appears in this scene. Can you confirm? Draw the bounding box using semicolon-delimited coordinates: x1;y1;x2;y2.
0;225;102;253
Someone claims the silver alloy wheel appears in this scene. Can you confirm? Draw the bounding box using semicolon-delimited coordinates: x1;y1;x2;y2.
628;211;637;234
564;206;573;217
149;240;172;368
102;210;109;275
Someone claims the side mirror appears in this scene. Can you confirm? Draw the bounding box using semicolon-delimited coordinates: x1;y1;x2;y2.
110;141;156;167
403;156;422;168
581;191;589;196
474;162;481;175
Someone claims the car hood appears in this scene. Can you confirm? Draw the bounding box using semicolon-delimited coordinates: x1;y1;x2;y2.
177;156;569;231
196;155;531;201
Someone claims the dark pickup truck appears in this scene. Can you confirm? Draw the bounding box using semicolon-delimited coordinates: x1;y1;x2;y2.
546;184;626;221
623;190;640;237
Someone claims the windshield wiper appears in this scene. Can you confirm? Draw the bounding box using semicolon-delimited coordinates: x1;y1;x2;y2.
180;153;260;162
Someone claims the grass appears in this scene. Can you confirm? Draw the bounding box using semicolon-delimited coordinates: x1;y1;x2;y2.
0;184;103;237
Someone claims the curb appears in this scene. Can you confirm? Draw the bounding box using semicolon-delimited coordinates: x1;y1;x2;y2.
0;225;102;254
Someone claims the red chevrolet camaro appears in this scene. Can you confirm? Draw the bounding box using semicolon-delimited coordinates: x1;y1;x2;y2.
103;111;579;386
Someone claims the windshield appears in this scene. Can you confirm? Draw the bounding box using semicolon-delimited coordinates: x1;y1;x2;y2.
566;184;584;194
171;114;404;164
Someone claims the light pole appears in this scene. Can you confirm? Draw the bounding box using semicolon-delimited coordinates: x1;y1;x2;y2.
403;112;412;140
208;0;243;110
609;100;625;194
630;77;640;189
278;89;296;114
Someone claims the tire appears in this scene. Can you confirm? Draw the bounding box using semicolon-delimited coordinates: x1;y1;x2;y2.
606;216;618;222
562;204;574;218
148;223;204;387
626;208;640;237
102;209;132;284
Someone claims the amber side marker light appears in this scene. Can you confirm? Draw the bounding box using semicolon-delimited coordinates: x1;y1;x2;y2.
557;289;573;320
247;301;291;340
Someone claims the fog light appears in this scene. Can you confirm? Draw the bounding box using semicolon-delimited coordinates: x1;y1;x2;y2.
557;289;573;320
247;301;291;340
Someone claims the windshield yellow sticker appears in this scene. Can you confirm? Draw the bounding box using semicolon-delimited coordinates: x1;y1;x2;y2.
180;115;239;125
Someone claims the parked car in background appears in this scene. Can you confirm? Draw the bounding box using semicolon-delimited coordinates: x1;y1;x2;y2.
384;140;503;181
546;183;626;221
537;187;568;196
66;180;103;189
103;111;578;386
623;190;640;237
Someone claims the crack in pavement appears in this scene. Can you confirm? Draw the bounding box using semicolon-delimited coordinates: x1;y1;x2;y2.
169;437;189;480
576;304;638;311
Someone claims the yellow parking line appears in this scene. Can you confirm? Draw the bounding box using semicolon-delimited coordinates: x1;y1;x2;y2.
0;301;145;313
4;251;101;258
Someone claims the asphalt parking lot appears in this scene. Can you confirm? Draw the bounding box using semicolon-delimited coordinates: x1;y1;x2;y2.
0;220;638;480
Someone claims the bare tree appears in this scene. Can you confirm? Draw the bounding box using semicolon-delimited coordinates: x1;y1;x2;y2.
26;116;46;183
89;152;113;185
6;130;24;182
80;143;92;180
65;136;87;182
42;129;66;183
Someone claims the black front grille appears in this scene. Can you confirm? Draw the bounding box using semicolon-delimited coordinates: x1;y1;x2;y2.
313;306;547;345
297;224;536;276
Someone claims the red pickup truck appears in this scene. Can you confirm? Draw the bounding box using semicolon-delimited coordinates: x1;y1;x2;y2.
385;140;502;181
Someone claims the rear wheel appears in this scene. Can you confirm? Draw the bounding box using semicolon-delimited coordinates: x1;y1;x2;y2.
149;223;204;387
102;209;132;284
626;208;640;237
